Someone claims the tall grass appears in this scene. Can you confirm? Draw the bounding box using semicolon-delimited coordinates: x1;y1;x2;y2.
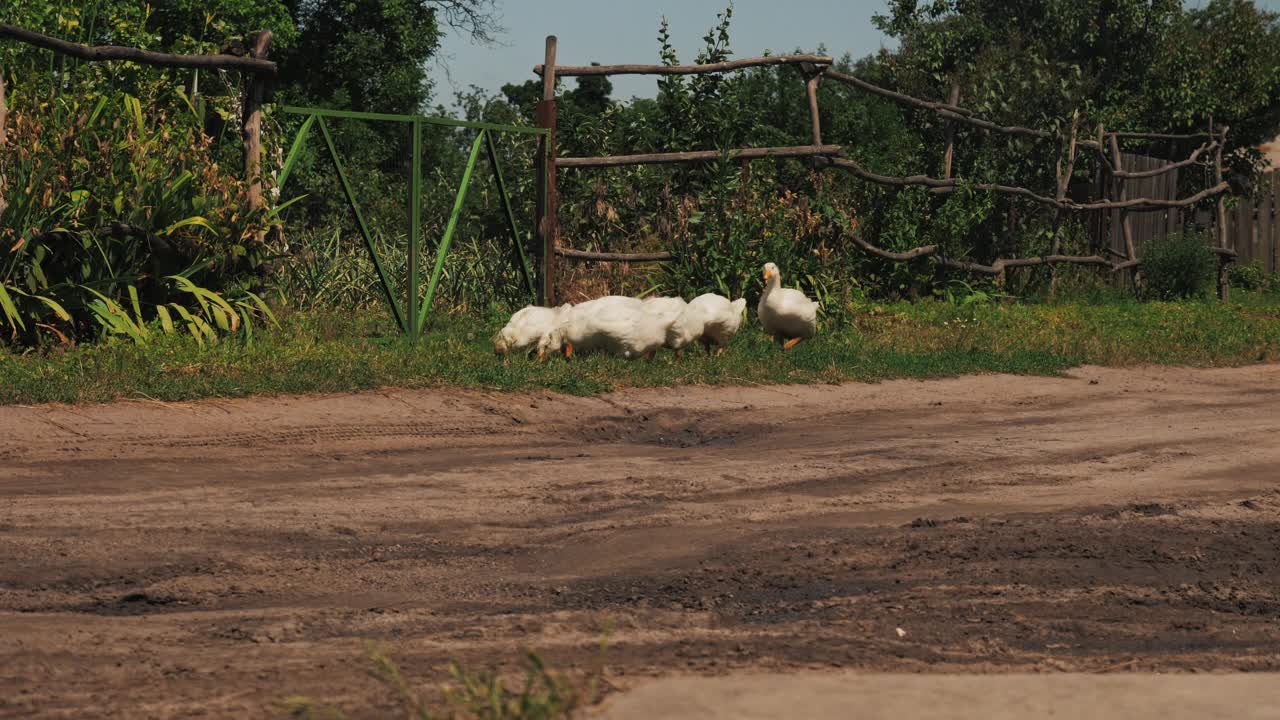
3;292;1278;405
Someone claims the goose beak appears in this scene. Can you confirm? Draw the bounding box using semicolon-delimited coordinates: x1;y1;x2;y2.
564;342;574;359
537;348;546;362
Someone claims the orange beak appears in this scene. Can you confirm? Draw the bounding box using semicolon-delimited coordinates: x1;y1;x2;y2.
564;342;574;359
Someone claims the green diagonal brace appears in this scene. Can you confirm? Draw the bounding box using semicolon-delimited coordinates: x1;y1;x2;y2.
317;116;407;334
277;113;316;189
419;130;486;334
484;131;536;302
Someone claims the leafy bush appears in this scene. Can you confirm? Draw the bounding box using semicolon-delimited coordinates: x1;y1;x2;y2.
1;85;275;345
1228;260;1267;291
1139;231;1218;301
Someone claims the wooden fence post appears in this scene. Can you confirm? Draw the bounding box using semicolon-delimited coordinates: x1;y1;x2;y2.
0;64;8;219
1109;131;1138;290
928;81;961;196
535;35;559;306
242;30;272;212
941;81;961;180
1213;125;1230;301
1047;109;1080;294
802;64;823;146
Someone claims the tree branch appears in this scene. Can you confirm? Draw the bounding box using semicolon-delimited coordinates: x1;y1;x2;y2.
825;157;1229;211
0;23;276;74
555;247;674;262
427;0;503;44
824;69;1051;140
536;54;833;77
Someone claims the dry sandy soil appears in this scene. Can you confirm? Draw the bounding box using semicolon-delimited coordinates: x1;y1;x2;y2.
1;364;1279;718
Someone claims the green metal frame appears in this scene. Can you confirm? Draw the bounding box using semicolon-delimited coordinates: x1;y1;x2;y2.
278;106;548;339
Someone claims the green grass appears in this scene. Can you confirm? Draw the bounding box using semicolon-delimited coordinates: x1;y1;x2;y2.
3;293;1280;405
283;642;602;720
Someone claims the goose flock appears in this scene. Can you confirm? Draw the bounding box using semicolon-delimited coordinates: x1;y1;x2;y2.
494;262;819;361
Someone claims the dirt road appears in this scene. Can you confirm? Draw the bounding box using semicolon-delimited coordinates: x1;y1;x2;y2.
2;365;1279;718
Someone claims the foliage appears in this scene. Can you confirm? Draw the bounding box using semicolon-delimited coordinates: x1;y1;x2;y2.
1;86;275;345
1139;231;1218;301
8;1;1280;346
1228;260;1267;291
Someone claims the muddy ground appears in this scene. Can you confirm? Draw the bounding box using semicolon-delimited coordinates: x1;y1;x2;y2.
2;365;1279;718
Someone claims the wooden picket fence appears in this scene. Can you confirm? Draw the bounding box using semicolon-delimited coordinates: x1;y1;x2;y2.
1107;152;1280;272
1225;170;1280;273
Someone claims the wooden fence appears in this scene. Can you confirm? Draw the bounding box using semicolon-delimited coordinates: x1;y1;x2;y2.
532;36;1235;304
1107;153;1280;274
1106;152;1187;257
1226;170;1280;273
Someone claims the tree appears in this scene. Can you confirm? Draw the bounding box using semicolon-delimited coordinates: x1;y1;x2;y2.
873;0;1280;148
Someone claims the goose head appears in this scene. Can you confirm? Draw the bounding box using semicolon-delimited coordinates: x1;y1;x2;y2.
761;262;782;290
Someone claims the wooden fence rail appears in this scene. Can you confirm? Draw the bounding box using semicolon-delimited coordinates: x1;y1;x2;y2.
1;24;275;212
533;36;1235;304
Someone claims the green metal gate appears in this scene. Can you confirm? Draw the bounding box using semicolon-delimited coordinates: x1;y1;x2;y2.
277;107;549;340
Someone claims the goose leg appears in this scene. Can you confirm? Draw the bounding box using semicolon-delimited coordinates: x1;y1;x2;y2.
645;349;656;361
783;337;803;350
674;348;683;361
715;345;726;356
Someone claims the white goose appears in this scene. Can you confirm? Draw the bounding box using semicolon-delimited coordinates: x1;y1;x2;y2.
538;295;664;360
494;303;571;359
757;262;818;350
641;296;688;349
667;293;747;357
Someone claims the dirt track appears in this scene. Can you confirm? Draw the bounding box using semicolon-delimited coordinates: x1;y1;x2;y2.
2;364;1279;718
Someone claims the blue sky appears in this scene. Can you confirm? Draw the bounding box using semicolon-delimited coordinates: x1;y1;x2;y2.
435;0;895;103
436;0;1280;106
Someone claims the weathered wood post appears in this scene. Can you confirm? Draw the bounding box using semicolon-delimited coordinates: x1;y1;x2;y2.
1213;125;1231;302
927;81;962;198
242;30;272;212
1047;109;1080;294
802;63;823;146
940;81;961;180
535;35;559;306
1109;130;1138;291
0;64;8;219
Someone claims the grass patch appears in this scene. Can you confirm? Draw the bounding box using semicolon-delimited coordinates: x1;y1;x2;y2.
283;642;603;720
3;293;1280;405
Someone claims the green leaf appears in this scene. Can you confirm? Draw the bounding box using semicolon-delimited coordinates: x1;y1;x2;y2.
161;171;193;205
127;285;148;337
160;216;216;237
123;94;144;133
156;305;175;334
86;96;109;126
0;284;26;331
